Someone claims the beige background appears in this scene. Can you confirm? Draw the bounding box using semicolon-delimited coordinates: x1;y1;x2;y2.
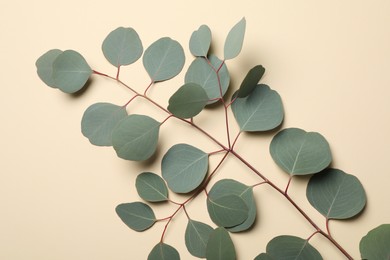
1;0;389;259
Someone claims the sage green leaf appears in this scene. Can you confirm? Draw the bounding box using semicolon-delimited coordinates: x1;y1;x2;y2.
189;25;212;57
254;253;274;260
270;128;331;175
102;27;143;67
161;144;208;193
52;50;92;93
224;17;246;60
143;37;185;82
237;65;265;98
136;172;168;202
266;235;323;260
115;202;156;232
206;227;236;260
207;194;248;228
148;243;180;260
81;102;127;146
306;168;366;219
231;84;283;132
36;49;63;88
185;219;214;258
360;224;390;260
185;55;230;104
112;114;160;161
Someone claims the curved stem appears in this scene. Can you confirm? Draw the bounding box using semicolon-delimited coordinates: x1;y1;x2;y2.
326;218;332;237
284;176;293;195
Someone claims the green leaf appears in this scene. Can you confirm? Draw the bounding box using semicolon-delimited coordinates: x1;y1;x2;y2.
266;235;323;260
237;65;265;98
148;243;180;260
254;253;275;260
102;27;143;67
143;37;185;82
52;50;92;93
112;114;160;161
168;83;209;119
306;168;366;219
161;144;208;193
36;49;63;88
136;172;168;202
207;194;248;228
231;84;284;132
270;128;331;175
185;220;214;258
81;102;127;146
206;227;236;260
189;25;212;57
360;224;390;260
115;202;156;232
185;55;230;104
224;17;246;60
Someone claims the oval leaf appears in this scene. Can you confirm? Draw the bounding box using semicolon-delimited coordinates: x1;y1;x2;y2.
136;172;168;202
143;37;185;82
206;227;236;260
115;202;156;232
162;143;208;193
360;224;390;260
102;27;143;67
307;168;366;219
237;65;265;98
224;17;246;60
36;49;63;88
207;194;248;228
81;102;127;146
254;253;275;260
185;219;214;258
148;243;180;260
112;114;160;161
190;25;212;57
168;83;209;118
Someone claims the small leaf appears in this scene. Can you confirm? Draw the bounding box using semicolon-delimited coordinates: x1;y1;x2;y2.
237;65;265;98
148;242;180;260
206;227;236;260
360;224;390;260
115;202;156;232
112;114;160;161
36;49;63;88
102;27;143;67
136;172;168;202
143;37;185;82
254;253;275;260
189;25;212;57
307;168;366;219
52;50;92;93
207;194;248;228
224;17;246;60
162;144;208;193
81;102;127;146
185;220;214;258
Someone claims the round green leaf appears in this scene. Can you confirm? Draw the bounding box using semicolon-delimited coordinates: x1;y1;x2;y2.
270;128;331;175
161;143;208;193
237;65;265;98
52;50;92;93
148;242;180;260
232;84;284;132
112;114;160;161
143;37;185;82
306;168;366;219
136;172;168;202
185;55;230;104
36;49;63;88
206;227;236;260
81;102;127;146
102;27;143;67
224;17;246;60
254;253;275;260
115;202;156;232
185;219;214;258
266;235;323;260
168;83;209;118
360;224;390;260
189;25;212;57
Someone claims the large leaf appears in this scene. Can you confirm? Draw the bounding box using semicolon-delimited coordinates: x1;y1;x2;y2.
266;235;322;260
112;114;160;161
224;17;246;60
81;102;127;146
148;243;180;260
115;202;156;231
231;84;283;132
206;227;236;260
102;27;143;67
136;172;168;202
254;253;275;260
306;168;366;219
237;65;265;98
360;224;390;260
270;128;331;175
185;219;214;258
168;83;209;119
36;49;63;88
52;50;92;93
207;194;248;228
143;37;185;82
189;25;212;57
161;143;208;193
185;55;230;104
